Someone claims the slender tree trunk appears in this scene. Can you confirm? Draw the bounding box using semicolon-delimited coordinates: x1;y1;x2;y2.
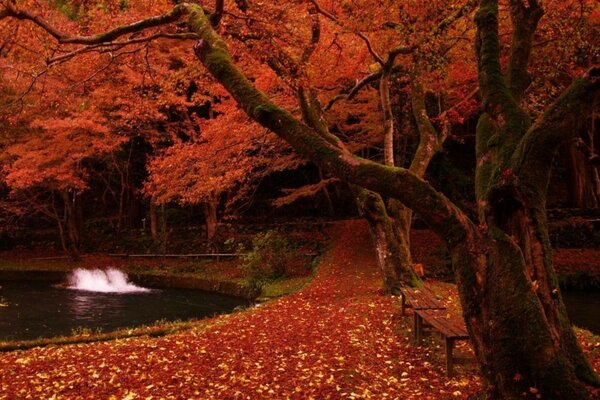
74;193;84;244
160;204;168;255
149;202;159;244
60;190;80;260
379;66;417;285
318;168;335;216
565;139;599;209
202;197;218;243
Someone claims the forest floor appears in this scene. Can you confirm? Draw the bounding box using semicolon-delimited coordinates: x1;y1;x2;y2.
0;220;599;399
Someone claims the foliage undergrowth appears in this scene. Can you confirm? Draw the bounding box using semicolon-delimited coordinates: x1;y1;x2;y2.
240;230;310;289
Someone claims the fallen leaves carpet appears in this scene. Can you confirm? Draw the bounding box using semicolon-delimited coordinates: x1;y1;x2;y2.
0;220;597;399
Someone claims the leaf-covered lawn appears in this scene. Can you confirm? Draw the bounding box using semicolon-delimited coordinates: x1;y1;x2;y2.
1;221;598;399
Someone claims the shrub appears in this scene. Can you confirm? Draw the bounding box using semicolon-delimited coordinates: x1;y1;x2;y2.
241;231;299;287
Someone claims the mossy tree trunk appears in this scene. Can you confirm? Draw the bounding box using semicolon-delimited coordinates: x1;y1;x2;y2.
471;0;600;397
384;76;449;279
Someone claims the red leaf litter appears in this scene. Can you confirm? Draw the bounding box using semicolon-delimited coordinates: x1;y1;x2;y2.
1;221;598;399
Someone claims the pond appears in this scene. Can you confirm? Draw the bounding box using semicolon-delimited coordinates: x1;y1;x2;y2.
562;290;600;335
0;277;248;341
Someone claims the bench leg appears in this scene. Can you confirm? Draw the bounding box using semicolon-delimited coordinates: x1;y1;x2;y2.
445;337;455;378
413;312;422;344
401;294;406;316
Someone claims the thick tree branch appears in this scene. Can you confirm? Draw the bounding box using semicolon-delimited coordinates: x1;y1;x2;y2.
512;67;600;194
298;85;421;289
433;0;478;36
507;0;543;101
475;0;531;178
475;0;518;116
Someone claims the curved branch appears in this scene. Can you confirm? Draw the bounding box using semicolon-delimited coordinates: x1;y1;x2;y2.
188;6;475;248
409;80;447;177
2;3;189;44
324;65;408;110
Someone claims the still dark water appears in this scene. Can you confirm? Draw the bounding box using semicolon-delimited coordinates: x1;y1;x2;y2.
562;290;600;335
0;281;248;341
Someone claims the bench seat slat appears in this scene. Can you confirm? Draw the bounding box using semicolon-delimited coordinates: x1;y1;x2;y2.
416;309;469;339
401;287;445;311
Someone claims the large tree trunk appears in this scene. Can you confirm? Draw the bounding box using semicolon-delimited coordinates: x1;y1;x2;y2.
459;203;598;399
470;1;600;396
354;188;419;292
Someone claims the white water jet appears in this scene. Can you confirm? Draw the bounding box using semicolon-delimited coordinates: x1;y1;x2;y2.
67;268;150;293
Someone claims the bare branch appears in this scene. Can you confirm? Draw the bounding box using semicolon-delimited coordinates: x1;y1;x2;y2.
2;3;189;45
324;64;408;110
299;3;321;69
310;0;384;64
46;32;199;65
321;0;477;108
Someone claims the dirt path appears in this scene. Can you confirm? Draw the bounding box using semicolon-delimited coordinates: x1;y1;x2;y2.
1;220;597;399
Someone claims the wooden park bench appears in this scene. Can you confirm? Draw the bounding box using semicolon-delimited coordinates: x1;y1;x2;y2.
413;308;471;377
399;286;446;316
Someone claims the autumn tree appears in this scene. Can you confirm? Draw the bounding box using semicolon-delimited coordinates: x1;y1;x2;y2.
145;98;304;244
309;0;480;289
1;0;600;398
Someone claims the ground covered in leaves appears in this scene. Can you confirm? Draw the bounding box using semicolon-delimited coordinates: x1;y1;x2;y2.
1;220;599;399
